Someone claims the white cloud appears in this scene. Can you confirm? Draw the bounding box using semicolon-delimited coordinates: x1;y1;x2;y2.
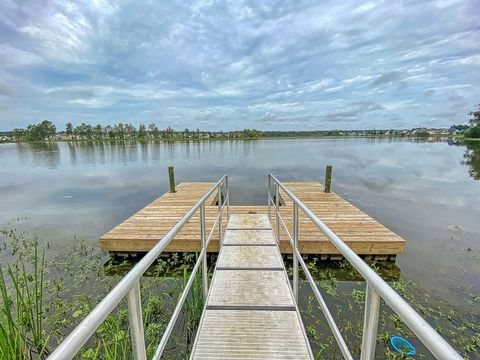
0;44;42;68
454;54;480;67
0;0;478;130
354;2;377;13
69;98;112;108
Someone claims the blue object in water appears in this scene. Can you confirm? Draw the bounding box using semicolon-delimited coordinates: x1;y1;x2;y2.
390;336;416;356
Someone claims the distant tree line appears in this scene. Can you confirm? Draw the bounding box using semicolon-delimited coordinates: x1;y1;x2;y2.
59;125;452;140
62;122;253;140
5;105;480;142
10;121;266;141
10;122;418;142
5;121;457;142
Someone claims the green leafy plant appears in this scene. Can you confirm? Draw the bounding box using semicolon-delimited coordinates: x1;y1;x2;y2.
0;239;49;359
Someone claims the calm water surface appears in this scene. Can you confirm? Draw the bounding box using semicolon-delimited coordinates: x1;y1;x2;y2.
0;138;479;356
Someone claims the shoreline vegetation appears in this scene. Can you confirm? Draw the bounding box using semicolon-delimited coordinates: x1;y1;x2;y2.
1;106;479;143
0;135;480;144
0;121;476;144
0;134;465;143
3;105;478;143
2;133;479;144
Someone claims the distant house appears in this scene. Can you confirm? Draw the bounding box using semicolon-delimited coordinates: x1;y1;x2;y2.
428;128;448;135
53;134;71;140
448;125;469;134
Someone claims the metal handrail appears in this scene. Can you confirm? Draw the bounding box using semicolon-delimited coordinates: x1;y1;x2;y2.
267;174;462;360
48;175;229;360
267;184;354;360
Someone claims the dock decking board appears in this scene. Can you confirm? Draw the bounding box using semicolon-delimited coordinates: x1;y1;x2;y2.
273;182;405;254
207;269;295;308
191;310;311;360
222;229;277;246
190;214;313;360
216;245;284;268
100;182;405;255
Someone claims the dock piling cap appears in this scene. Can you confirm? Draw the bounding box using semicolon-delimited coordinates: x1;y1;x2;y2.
390;336;416;356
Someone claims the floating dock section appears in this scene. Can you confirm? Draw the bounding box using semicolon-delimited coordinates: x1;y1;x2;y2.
100;182;405;258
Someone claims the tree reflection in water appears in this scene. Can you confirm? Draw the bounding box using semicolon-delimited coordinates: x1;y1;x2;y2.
462;141;480;180
448;139;480;180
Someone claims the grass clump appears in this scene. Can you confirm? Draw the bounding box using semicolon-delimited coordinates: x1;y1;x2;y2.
0;234;49;359
0;226;207;360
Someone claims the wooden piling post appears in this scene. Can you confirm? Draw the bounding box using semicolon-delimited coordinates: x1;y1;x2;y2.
324;165;332;193
168;166;176;193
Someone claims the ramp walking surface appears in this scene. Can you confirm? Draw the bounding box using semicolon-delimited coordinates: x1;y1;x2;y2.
190;214;313;360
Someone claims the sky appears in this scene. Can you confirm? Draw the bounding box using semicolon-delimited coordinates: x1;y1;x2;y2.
0;0;479;131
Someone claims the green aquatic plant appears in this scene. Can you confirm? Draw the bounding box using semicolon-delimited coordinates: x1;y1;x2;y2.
351;288;365;305
296;257;480;359
0;226;210;360
77;297;130;360
182;265;204;335
1;225;479;359
0;237;49;359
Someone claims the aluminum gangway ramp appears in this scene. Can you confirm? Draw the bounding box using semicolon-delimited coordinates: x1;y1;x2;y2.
190;214;313;360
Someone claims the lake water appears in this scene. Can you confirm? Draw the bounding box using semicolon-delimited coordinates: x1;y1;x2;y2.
0;138;479;357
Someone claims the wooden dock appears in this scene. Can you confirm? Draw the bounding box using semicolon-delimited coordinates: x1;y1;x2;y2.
100;182;405;257
190;213;313;359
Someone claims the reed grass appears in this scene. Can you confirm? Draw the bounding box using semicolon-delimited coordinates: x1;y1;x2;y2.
0;228;207;360
0;240;49;359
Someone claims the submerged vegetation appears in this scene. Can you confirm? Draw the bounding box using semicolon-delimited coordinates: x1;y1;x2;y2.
287;258;480;359
1;226;478;359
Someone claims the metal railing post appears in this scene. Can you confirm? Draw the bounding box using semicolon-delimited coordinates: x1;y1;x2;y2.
360;282;380;360
293;203;299;303
268;175;271;218
127;280;147;360
226;176;230;218
200;203;208;298
275;183;280;243
218;183;223;244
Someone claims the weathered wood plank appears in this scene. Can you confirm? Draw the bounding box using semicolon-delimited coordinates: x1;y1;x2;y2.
99;182;405;255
